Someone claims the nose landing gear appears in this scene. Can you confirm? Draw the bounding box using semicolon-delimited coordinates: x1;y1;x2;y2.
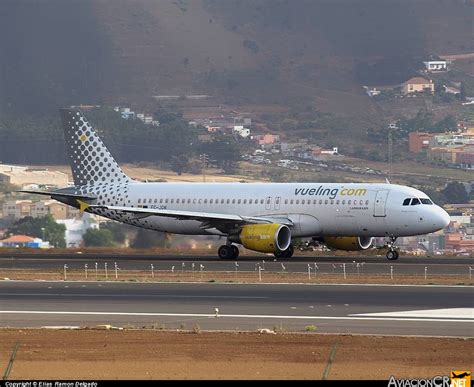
386;236;399;260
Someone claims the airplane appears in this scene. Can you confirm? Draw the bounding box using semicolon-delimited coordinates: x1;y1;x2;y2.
19;108;450;261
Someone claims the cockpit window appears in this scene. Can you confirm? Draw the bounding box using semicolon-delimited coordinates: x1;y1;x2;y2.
403;198;411;206
411;198;421;205
420;198;433;205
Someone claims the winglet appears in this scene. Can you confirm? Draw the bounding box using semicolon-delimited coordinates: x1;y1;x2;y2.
77;200;90;212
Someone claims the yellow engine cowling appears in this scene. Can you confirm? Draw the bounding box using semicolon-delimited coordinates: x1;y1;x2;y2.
229;224;291;253
324;236;373;251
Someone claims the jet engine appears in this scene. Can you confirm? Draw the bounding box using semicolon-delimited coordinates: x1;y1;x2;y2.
324;236;373;251
229;224;291;253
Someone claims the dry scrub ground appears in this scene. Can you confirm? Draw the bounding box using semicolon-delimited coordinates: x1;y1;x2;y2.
0;329;472;380
1;269;472;285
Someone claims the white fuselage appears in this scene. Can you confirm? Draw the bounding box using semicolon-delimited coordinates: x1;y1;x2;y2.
90;181;449;238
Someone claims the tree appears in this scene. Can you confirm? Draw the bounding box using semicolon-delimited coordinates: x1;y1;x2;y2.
100;222;129;245
131;228;167;249
460;82;466;102
6;215;66;248
82;228;115;247
170;155;189;175
442;182;469;204
434;115;457;132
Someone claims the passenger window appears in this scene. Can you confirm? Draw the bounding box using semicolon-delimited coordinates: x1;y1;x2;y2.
284;199;288;204
176;199;180;204
342;200;345;205
319;199;322;205
365;200;369;205
171;199;174;204
249;199;252;204
330;200;334;205
336;200;339;205
290;200;294;205
154;199;157;204
188;199;191;204
411;198;421;205
325;200;328;205
149;199;152;204
296;200;299;205
210;199;213;204
198;199;202;204
227;199;230;204
204;199;207;204
165;199;169;203
138;199;141;204
348;200;351;205
243;199;247;204
302;199;305;205
403;198;411;206
238;199;241;204
260;199;264;204
232;199;236;204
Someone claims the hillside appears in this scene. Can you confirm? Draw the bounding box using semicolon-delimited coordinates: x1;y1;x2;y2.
0;0;472;121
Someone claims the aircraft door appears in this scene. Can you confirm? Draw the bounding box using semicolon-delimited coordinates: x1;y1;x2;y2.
265;196;272;210
373;190;389;217
274;196;281;210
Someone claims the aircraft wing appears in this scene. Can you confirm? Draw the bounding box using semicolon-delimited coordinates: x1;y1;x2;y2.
87;204;294;228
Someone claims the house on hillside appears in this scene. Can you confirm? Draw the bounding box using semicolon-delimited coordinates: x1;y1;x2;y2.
401;77;435;95
443;85;461;95
0;235;50;249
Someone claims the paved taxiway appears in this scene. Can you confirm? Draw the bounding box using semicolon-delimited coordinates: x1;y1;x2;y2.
0;281;472;337
0;253;472;276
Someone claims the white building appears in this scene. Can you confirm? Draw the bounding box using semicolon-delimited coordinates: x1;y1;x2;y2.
233;125;250;138
423;60;449;72
57;213;99;248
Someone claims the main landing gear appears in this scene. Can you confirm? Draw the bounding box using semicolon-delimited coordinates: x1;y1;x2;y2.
274;245;294;259
385;236;399;261
218;244;240;259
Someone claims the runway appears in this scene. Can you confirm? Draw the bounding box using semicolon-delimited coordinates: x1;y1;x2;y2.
0;253;472;276
0;281;472;337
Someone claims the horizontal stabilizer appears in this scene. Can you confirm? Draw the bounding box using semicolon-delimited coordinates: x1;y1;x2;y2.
17;190;97;201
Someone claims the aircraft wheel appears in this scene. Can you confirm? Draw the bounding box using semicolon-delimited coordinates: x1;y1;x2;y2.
386;250;399;261
218;245;235;259
274;245;294;259
274;250;284;259
232;245;240;259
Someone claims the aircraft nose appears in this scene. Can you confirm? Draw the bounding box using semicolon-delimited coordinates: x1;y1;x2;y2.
434;207;450;230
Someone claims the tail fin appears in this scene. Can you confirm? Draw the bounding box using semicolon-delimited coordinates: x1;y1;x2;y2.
60;108;130;187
